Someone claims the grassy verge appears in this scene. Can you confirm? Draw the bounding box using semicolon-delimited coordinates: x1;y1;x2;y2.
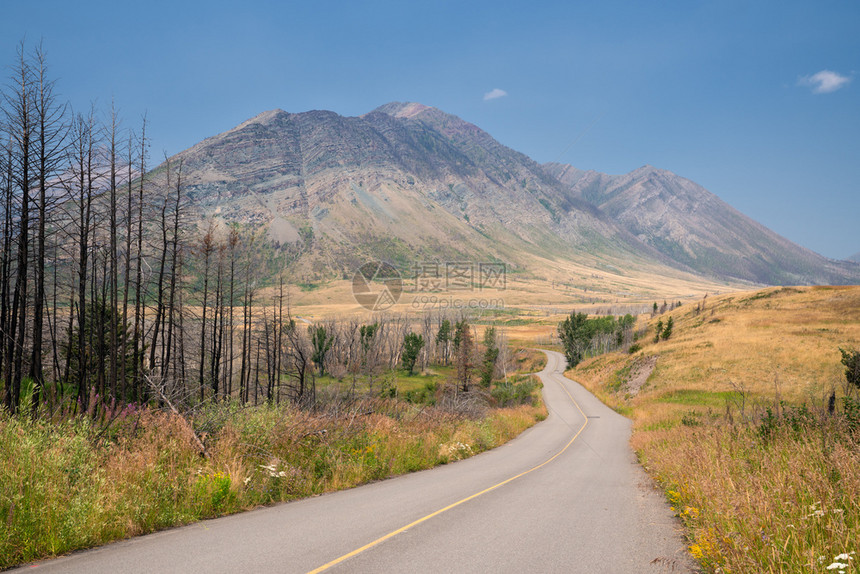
0;395;545;569
513;347;547;373
634;409;858;573
569;286;860;573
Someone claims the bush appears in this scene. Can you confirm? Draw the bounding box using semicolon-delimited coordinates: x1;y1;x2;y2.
840;347;860;390
491;376;539;407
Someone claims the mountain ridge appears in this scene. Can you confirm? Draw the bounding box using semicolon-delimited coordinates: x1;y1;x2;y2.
157;102;859;287
544;161;860;285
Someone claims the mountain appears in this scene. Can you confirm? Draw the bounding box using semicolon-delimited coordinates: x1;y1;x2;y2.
544;163;860;285
848;253;860;263
166;102;689;283
157;102;859;288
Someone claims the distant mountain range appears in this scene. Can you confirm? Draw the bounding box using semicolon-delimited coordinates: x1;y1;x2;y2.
162;102;860;286
848;253;860;264
544;163;860;285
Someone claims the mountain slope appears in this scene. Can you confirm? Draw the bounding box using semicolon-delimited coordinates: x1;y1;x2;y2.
166;103;693;284
544;163;860;285
848;252;860;264
156;102;857;290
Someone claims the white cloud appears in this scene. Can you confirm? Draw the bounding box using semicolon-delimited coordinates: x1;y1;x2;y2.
798;70;851;94
483;88;508;101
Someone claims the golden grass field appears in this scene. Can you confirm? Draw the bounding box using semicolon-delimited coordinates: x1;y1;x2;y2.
568;285;860;573
271;253;741;322
575;286;860;409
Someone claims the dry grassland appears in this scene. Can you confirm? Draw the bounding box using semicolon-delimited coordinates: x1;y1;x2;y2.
569;285;860;573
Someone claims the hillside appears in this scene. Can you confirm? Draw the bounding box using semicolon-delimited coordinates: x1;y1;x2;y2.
569;285;860;573
153;102;858;294
574;285;860;411
164;103;723;297
544;163;860;285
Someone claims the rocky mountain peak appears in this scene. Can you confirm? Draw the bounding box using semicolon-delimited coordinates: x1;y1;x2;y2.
371;101;434;119
234;108;289;129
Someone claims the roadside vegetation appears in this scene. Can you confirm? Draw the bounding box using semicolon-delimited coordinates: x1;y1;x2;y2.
0;328;545;569
568;286;860;573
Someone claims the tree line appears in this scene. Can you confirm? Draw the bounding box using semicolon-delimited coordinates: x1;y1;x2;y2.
557;312;637;367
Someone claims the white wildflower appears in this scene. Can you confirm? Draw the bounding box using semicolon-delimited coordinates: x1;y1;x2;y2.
826;563;848;570
834;553;853;561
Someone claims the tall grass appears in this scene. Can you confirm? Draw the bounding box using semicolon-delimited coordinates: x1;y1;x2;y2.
569;286;860;573
634;407;858;573
0;398;544;569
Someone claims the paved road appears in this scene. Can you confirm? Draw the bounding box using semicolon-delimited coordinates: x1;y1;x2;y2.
20;351;696;573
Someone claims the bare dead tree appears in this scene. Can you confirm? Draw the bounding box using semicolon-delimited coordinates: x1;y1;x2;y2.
148;158;170;383
131;116;148;402
198;219;215;400
0;139;14;410
209;238;225;400
29;44;67;410
106;101;120;401
226;225;238;397
62;109;99;410
282;310;314;407
3;43;35;414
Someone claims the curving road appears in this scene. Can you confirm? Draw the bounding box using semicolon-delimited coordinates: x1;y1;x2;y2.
19;351;696;573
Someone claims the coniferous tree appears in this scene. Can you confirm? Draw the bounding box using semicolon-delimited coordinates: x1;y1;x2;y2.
436;319;451;365
401;332;424;375
310;325;333;377
455;321;474;393
479;327;499;388
654;319;664;343
661;316;674;341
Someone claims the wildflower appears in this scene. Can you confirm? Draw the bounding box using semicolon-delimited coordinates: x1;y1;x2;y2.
833;553;853;561
243;476;251;485
689;543;703;561
826;563;848;570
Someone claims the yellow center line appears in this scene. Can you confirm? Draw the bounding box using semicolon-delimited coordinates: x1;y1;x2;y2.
306;362;588;574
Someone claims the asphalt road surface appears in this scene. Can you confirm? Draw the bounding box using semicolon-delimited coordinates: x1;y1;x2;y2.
19;350;696;573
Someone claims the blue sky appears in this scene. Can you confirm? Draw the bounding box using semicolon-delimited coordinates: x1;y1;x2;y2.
2;0;858;259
